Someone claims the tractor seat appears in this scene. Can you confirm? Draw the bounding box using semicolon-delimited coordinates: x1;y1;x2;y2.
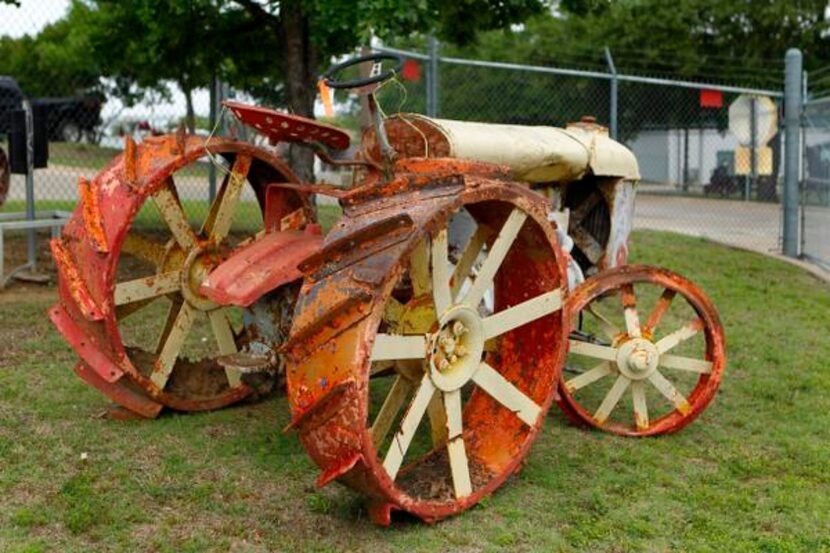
363;113;640;182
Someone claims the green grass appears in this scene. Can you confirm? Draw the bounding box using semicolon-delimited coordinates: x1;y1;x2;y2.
1;231;829;552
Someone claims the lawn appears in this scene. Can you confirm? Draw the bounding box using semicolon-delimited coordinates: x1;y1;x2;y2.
1;230;829;552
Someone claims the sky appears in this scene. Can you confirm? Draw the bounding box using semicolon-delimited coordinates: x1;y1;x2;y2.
0;0;71;38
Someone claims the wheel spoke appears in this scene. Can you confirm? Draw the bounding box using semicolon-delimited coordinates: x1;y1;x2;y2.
648;370;691;414
621;283;641;338
568;339;618;361
482;289;563;339
631;380;649;430
383;373;436;480
152;179;198;251
204;154;252;242
586;305;622;341
593;374;630;424
370;334;427;362
644;288;677;334
654;318;704;354
462;208;527;308
472;362;541;426
371;375;413;448
409;240;431;296
208;309;241;387
570;224;604;264
426;393;449;447
151;302;196;390
450;226;489;300
660;353;713;374
114;271;181;306
564;361;614;393
444;389;472;498
431;229;452;315
122;233;167;265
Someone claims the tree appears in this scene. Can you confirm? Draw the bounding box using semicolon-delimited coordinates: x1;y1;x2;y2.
226;0;548;179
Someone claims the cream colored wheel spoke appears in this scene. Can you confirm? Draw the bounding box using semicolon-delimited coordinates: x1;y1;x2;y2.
568;339;618;361
152;180;197;251
426;393;449;447
431;229;452;315
564;361;614;393
451;226;489;300
409;240;431;296
114;271;181;306
472;362;541;426
645;288;676;333
444;389;472;498
631;381;649;431
122;233;167;265
205;154;252;242
648;370;691;414
621;284;641;338
586;305;621;341
482;289;562;340
371;375;414;448
655;318;704;354
151;302;196;390
209;309;241;387
370;334;427;361
463;208;527;308
660;353;713;374
383;373;436;480
594;374;630;424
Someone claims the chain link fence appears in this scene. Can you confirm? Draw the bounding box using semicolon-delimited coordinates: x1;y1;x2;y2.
0;2;811;277
802;96;830;269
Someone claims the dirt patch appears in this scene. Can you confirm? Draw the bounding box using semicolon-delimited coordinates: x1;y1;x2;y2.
397;448;494;502
128;346;231;399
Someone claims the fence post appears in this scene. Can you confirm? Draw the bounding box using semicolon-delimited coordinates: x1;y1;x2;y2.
208;73;218;204
783;48;802;258
604;47;618;140
427;36;440;117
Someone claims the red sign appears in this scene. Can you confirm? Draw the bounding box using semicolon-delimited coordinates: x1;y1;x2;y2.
700;89;723;108
401;59;421;82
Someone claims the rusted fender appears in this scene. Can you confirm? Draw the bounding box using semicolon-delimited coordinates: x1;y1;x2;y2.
200;228;324;307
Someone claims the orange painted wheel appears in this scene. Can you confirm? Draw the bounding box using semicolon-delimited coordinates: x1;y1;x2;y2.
557;265;726;436
50;135;310;417
285;179;568;524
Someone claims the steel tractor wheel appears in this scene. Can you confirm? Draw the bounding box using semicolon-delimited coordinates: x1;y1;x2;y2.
284;176;568;524
0;146;9;207
559;265;726;436
50;135;310;418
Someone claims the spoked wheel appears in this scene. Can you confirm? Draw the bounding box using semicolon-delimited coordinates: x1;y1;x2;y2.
50;135;309;417
286;186;568;524
558;265;725;436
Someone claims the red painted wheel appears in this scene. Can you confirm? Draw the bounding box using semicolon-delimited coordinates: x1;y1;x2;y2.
50;135;310;417
0;146;9;208
285;179;568;524
557;265;726;436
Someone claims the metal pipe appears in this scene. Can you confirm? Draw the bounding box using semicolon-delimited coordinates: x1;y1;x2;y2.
604;47;618;139
783;48;802;257
24;98;35;270
208;74;217;203
427;37;439;117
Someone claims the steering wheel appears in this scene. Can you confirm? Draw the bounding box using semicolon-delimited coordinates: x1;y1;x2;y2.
321;52;404;90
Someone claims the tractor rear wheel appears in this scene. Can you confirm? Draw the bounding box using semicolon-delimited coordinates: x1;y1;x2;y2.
50;135;310;417
285;182;568;523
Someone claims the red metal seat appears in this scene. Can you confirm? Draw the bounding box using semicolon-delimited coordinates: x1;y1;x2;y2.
224;100;350;151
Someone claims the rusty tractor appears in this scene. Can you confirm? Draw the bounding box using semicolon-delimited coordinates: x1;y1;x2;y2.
0;145;8;207
49;52;725;523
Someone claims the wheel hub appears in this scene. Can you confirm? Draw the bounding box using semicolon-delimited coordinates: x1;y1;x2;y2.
615;338;659;380
180;246;222;311
427;305;484;391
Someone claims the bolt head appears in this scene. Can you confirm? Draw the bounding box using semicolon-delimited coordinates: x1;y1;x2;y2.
451;321;467;336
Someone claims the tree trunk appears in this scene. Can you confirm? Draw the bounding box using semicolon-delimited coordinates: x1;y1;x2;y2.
278;1;318;182
184;86;196;134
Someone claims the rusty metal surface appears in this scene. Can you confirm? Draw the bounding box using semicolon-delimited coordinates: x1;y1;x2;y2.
49;135;309;417
200;229;323;307
225;100;350;151
284;164;569;524
557;264;726;436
